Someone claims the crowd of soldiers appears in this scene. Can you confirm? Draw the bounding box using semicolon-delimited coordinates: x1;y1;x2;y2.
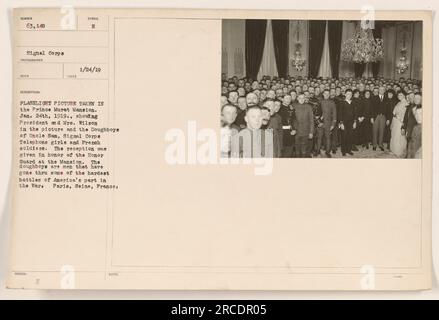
220;74;422;158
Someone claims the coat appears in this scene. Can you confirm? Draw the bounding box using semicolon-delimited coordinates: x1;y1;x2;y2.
371;95;388;119
340;100;356;124
320;99;337;128
292;103;314;137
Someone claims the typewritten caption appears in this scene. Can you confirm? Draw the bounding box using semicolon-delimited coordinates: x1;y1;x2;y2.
17;99;119;190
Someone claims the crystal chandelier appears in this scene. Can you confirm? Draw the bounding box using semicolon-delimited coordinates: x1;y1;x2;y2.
341;23;384;63
291;43;306;71
290;23;306;71
396;33;409;74
396;48;409;74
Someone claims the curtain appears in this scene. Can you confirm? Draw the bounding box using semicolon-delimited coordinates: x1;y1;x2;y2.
372;25;383;78
308;20;326;78
318;21;332;78
411;21;423;80
221;48;228;76
354;63;366;78
258;20;278;79
328;20;343;78
339;21;356;77
381;25;396;79
245;19;267;80
272;20;289;78
222;20;246;78
364;63;373;78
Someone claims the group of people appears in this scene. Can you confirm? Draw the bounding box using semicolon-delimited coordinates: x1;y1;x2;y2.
220;74;423;159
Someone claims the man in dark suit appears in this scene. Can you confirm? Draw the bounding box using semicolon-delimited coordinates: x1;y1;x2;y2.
358;90;372;149
371;86;387;151
316;89;337;158
308;92;322;157
339;89;356;156
332;88;345;154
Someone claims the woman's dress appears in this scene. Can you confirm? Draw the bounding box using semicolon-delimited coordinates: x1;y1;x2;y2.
389;101;408;157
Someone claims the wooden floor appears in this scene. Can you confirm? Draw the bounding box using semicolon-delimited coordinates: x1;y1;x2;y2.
315;145;399;159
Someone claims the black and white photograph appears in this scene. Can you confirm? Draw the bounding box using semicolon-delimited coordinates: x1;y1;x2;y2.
1;3;435;299
220;19;423;158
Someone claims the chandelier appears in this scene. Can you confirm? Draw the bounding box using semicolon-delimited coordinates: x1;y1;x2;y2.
341;23;384;64
396;33;409;74
396;48;409;74
290;23;306;71
291;43;306;71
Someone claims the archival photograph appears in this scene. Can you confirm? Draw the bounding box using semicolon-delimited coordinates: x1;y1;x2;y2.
220;20;423;158
5;7;433;294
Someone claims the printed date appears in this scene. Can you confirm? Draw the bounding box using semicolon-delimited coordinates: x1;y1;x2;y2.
79;66;102;73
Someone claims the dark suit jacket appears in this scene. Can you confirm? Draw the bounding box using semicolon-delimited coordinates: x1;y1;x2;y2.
279;104;294;127
403;103;419;138
235;109;246;129
352;98;362;120
320;99;337;127
340;100;356;124
371;95;387;119
292;103;314;136
385;98;398;122
334;95;345;123
360;97;372;120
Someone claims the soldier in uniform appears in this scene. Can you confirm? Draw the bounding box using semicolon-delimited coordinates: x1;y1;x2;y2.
316;89;337;158
307;91;322;157
332;87;345;154
351;89;362;151
278;94;296;157
291;94;314;158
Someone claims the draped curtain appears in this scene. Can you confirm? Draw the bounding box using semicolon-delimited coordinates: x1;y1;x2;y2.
411;22;423;80
308;21;327;78
222;20;246;78
372;25;383;78
318;21;332;78
271;20;289;78
364;62;373;78
339;21;356;77
328;20;343;78
245;20;267;80
243;19;393;80
354;63;366;78
381;25;396;79
258;20;278;79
